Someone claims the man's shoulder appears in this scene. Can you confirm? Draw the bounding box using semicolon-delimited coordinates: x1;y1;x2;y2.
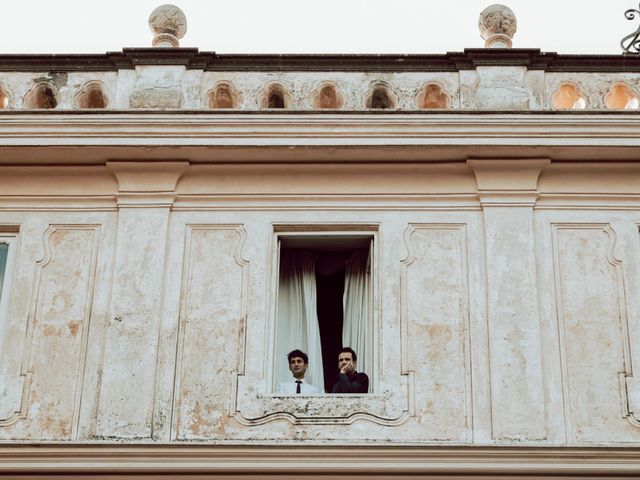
276;381;292;392
305;382;322;393
354;371;369;390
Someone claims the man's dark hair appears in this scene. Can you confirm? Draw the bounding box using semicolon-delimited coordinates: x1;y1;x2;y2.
339;347;357;362
287;349;309;364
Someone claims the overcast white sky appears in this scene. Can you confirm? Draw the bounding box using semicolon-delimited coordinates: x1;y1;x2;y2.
0;1;636;55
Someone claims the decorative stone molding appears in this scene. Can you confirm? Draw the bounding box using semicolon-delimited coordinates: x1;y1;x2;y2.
311;81;344;109
1;49;640;73
172;224;250;437
467;158;550;206
468;159;550;440
3;114;640;153
552;82;587;110
472;66;533;110
129;66;186;109
231;394;412;427
106;161;188;207
415;83;450;109
400;223;473;441
551;224;640;434
73;81;109;109
1;445;640;477
479;4;517;48
364;81;398;109
4;114;640;167
258;82;293;109
0;85;8;109
605;83;640;110
23;83;58;109
206;81;241;109
3;64;640;111
229;223;413;427
148;4;187;48
0;224;100;438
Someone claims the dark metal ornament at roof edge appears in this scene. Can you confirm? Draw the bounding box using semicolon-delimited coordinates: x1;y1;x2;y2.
621;4;640;53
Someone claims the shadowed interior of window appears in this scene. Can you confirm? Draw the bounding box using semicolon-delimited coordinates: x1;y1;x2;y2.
274;234;372;393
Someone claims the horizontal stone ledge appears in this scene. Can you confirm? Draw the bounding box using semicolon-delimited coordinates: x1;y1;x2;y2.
3;145;640;165
1;445;640;476
1;113;640;148
0;48;638;73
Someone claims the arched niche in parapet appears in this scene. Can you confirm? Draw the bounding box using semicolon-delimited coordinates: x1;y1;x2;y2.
207;81;241;109
259;83;293;109
364;82;397;110
311;82;344;109
604;83;640;110
74;81;109;109
0;85;9;109
416;83;450;109
551;82;587;110
24;83;58;109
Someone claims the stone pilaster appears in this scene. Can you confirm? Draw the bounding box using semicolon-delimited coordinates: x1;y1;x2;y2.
468;158;549;440
95;161;187;439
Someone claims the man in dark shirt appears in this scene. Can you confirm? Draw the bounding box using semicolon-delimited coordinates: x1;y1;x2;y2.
331;347;369;393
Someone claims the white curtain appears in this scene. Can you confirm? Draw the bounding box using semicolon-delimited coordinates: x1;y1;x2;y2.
274;250;324;390
342;246;372;392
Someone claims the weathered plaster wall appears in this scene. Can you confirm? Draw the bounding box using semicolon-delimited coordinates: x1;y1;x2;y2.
1;160;640;445
0;67;639;111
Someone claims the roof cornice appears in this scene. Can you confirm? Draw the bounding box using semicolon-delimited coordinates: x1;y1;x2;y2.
2;48;640;72
1;112;640;164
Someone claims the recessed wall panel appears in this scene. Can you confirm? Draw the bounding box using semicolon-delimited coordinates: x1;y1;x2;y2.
28;226;98;439
403;224;472;441
173;225;247;440
553;224;639;442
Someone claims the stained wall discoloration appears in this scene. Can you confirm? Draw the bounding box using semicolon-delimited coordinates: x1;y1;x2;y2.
553;225;639;442
95;208;171;439
129;66;185;109
483;206;547;440
404;226;471;441
1;90;640;446
0;224;100;440
174;227;246;440
0;67;639;111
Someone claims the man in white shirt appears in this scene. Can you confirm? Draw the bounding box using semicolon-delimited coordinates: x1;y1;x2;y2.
276;349;322;394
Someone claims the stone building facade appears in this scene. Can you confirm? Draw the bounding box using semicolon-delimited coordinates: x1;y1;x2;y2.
1;4;640;478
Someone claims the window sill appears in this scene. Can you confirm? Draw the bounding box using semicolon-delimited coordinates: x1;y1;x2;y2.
232;390;409;426
264;393;380;398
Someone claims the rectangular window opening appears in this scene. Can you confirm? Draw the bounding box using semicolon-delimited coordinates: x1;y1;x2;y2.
273;231;374;394
0;231;18;355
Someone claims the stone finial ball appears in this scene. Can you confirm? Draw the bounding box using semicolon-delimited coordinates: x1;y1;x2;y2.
479;4;517;40
148;4;188;39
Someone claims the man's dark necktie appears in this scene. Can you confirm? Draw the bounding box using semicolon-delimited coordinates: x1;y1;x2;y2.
295;380;302;394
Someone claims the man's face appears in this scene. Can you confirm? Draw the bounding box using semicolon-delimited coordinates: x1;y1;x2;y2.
289;356;307;379
338;351;355;371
